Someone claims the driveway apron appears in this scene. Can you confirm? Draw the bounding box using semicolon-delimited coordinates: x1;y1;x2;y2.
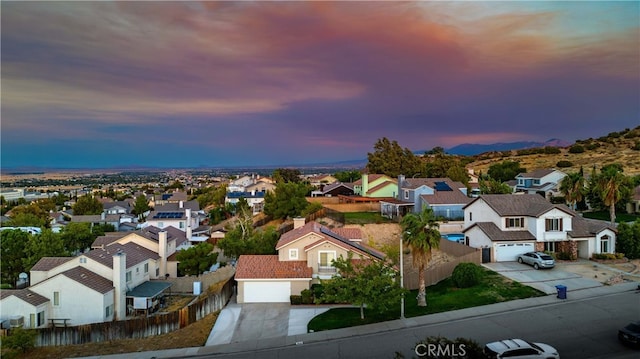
483;262;602;294
231;303;290;342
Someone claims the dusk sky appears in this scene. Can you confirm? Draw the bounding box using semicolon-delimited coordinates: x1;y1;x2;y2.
2;1;639;169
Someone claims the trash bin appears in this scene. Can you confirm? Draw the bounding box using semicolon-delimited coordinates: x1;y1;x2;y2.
555;285;567;299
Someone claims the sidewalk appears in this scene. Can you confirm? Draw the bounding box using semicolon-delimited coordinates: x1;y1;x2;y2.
75;280;640;359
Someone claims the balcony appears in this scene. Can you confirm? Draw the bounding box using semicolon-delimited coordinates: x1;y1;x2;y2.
318;265;337;275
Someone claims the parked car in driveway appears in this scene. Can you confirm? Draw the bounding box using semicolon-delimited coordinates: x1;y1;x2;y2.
618;321;640;348
517;252;555;270
484;338;560;358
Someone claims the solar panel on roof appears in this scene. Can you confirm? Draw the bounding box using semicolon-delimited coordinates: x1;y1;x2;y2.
434;181;452;191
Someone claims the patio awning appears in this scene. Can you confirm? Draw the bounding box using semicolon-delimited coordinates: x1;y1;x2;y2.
126;281;172;298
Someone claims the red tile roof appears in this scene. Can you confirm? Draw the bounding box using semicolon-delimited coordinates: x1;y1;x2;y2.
235;255;312;279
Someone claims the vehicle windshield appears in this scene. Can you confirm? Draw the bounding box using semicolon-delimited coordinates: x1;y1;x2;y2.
625;323;640;332
540;255;554;260
527;341;544;351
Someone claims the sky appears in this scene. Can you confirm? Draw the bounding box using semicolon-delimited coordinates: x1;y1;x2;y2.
1;1;639;169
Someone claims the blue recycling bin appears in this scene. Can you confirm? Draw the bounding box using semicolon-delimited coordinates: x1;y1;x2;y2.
555;285;567;299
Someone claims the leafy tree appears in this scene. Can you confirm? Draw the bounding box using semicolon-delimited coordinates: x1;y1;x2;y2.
400;207;441;307
1;229;29;285
333;170;362;183
196;184;228;209
478;177;512;194
91;223;115;237
2;327;37;353
61;222;94;253
6;212;47;228
132;195;150;221
23;229;69;272
560;171;586;210
263;182;311;219
319;253;405;320
487;161;525;183
73;195;103;215
176;242;219;276
616;220;640;259
165;180;184;190
273;168;302;183
217;215;279;260
366;137;422;178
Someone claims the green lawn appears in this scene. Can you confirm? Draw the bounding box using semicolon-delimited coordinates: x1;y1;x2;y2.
307;269;544;332
582;210;640;223
343;212;395;224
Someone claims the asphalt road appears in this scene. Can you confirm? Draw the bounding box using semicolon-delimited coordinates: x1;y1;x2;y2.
195;290;640;359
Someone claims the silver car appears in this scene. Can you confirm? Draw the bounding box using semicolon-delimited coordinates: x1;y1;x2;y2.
517;252;555;270
484;339;560;358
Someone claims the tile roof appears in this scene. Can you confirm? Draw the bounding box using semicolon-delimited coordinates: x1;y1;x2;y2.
84;242;159;269
366;180;397;195
321;182;354;193
0;289;49;306
421;189;471;205
135;225;188;247
401;177;466;191
276;221;385;260
31;257;72;271
331;227;363;241
154;199;199;211
235;255;312;279
60;266;114;294
71;214;121;223
354;174;389;185
464;222;536;241
570;216;617;238
92;232;128;248
464;194;573;217
516;168;556;178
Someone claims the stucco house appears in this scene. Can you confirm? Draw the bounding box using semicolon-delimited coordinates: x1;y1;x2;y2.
462;194;616;262
235;218;385;303
315;182;355;197
380;176;471;220
514;169;567;198
353;174;397;198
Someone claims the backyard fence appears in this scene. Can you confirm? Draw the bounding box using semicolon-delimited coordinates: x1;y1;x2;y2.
33;277;234;347
404;238;481;290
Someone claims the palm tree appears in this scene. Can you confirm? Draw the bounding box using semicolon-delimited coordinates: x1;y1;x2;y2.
597;167;628;225
560;172;586;210
400;207;441;307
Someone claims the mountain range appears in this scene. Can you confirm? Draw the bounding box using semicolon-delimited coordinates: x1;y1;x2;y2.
445;138;572;156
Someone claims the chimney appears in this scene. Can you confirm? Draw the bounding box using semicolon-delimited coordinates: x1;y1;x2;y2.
293;217;306;229
179;201;184;209
362;174;369;197
186;208;192;239
101;212;106;221
158;231;168;277
397;175;405;200
112;252;127;320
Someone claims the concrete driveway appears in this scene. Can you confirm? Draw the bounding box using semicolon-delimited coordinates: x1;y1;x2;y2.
483;261;603;295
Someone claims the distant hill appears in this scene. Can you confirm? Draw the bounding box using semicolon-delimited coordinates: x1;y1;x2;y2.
447;138;571;156
466;126;640;176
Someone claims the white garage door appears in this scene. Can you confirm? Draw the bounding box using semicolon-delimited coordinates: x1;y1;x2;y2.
243;281;291;303
494;243;534;262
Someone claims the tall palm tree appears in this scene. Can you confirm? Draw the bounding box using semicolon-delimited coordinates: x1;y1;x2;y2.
560;172;586;210
597;167;628;225
400;207;441;307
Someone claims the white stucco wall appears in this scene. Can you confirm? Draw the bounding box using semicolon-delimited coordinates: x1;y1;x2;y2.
464;226;492;249
0;296;49;328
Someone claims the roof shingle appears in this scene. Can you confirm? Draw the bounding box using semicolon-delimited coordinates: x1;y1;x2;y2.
235;255;312;279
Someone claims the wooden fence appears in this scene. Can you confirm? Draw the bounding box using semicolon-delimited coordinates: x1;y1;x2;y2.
403;238;481;290
34;278;234;347
162;266;235;294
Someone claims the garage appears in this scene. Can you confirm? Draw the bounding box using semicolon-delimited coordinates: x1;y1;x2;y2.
494;242;534;262
243;281;291;303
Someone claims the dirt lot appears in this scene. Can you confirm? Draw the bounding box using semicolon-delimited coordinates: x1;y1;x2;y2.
556;259;640;285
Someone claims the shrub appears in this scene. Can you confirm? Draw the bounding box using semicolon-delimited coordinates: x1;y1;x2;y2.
586;143;600;150
556;160;573;168
301;289;313;304
556;252;574;260
290;295;302;305
311;283;325;299
632;141;640;151
592;253;621;260
2;327;36;353
544;146;561;154
568;144;585;153
451;262;484;288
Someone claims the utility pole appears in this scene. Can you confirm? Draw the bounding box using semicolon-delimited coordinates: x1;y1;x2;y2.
400;235;405;319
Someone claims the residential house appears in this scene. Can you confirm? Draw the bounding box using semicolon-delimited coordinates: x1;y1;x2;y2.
0;289;49;329
315;182;355;197
235;218;385;303
514;169;567;199
227;174;273;193
462;194;616;262
308;174;338;188
353;174;397;198
626;185;640;214
380;176;471;220
103;201;132;215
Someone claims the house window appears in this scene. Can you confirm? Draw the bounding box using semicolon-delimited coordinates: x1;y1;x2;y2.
126;271;132;282
289;248;298;260
318;251;336;273
505;217;524;228
600;237;610;253
533;179;540;185
79;257;87;263
30;313;35;328
469;212;473;221
544;242;558;252
106;305;112;318
179;221;185;229
545;218;563;231
53;291;60;306
158;222;164;228
404;190;409;200
37;311;45;327
144;263;149;274
136;267;139;274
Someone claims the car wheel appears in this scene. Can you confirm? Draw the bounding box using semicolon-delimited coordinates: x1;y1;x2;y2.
534;263;539;270
518;257;523;264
